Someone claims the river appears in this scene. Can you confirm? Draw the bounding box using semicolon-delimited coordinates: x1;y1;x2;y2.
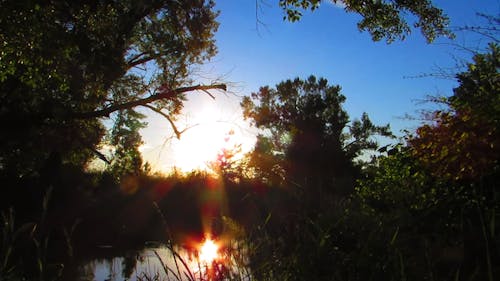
65;240;251;281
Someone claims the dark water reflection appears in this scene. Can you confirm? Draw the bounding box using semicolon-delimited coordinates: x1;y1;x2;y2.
72;247;173;280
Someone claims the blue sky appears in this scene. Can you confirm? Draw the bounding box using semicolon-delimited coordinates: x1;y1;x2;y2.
139;0;499;172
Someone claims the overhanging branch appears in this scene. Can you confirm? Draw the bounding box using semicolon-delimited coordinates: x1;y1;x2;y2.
72;83;226;119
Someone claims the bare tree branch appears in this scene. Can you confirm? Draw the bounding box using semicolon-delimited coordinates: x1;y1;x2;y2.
141;104;182;139
142;104;201;140
126;51;149;66
127;54;159;68
92;148;111;164
201;89;216;99
73;83;227;119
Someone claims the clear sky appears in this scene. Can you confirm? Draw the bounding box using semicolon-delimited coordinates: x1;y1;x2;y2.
139;0;499;173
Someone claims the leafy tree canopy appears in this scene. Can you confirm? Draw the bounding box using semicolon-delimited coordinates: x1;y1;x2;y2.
242;75;392;192
354;45;500;280
277;0;453;42
410;43;500;180
0;0;223;177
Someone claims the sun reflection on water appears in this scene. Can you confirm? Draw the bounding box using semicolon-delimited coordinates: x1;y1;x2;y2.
199;238;219;264
75;234;251;280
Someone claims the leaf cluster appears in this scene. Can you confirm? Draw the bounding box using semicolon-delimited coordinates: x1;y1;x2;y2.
410;44;500;180
278;0;453;43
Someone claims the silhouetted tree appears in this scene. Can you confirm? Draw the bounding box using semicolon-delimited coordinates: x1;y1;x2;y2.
242;75;392;201
410;43;500;181
107;109;146;178
245;49;498;281
355;44;500;281
0;0;224;179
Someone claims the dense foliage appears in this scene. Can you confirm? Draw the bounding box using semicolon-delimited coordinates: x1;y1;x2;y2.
278;0;452;42
244;45;499;281
0;1;220;277
242;76;392;197
410;44;500;180
0;0;220;178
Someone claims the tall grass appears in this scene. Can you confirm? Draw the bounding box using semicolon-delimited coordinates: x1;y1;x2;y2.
0;187;65;280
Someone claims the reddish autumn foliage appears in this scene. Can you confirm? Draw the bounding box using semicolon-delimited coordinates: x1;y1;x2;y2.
409;44;499;180
410;110;498;180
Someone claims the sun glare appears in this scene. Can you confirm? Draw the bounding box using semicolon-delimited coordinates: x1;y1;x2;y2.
139;94;257;174
199;238;219;263
170;105;249;173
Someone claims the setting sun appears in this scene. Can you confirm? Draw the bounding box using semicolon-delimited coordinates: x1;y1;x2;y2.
169;101;253;173
139;93;257;174
199;238;219;263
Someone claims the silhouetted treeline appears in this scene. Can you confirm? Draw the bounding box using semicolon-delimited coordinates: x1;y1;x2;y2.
242;46;500;281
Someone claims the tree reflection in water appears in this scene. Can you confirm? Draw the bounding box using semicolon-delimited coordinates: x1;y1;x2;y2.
73;242;250;281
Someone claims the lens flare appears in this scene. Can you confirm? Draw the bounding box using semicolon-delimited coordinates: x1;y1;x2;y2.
199;238;218;263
